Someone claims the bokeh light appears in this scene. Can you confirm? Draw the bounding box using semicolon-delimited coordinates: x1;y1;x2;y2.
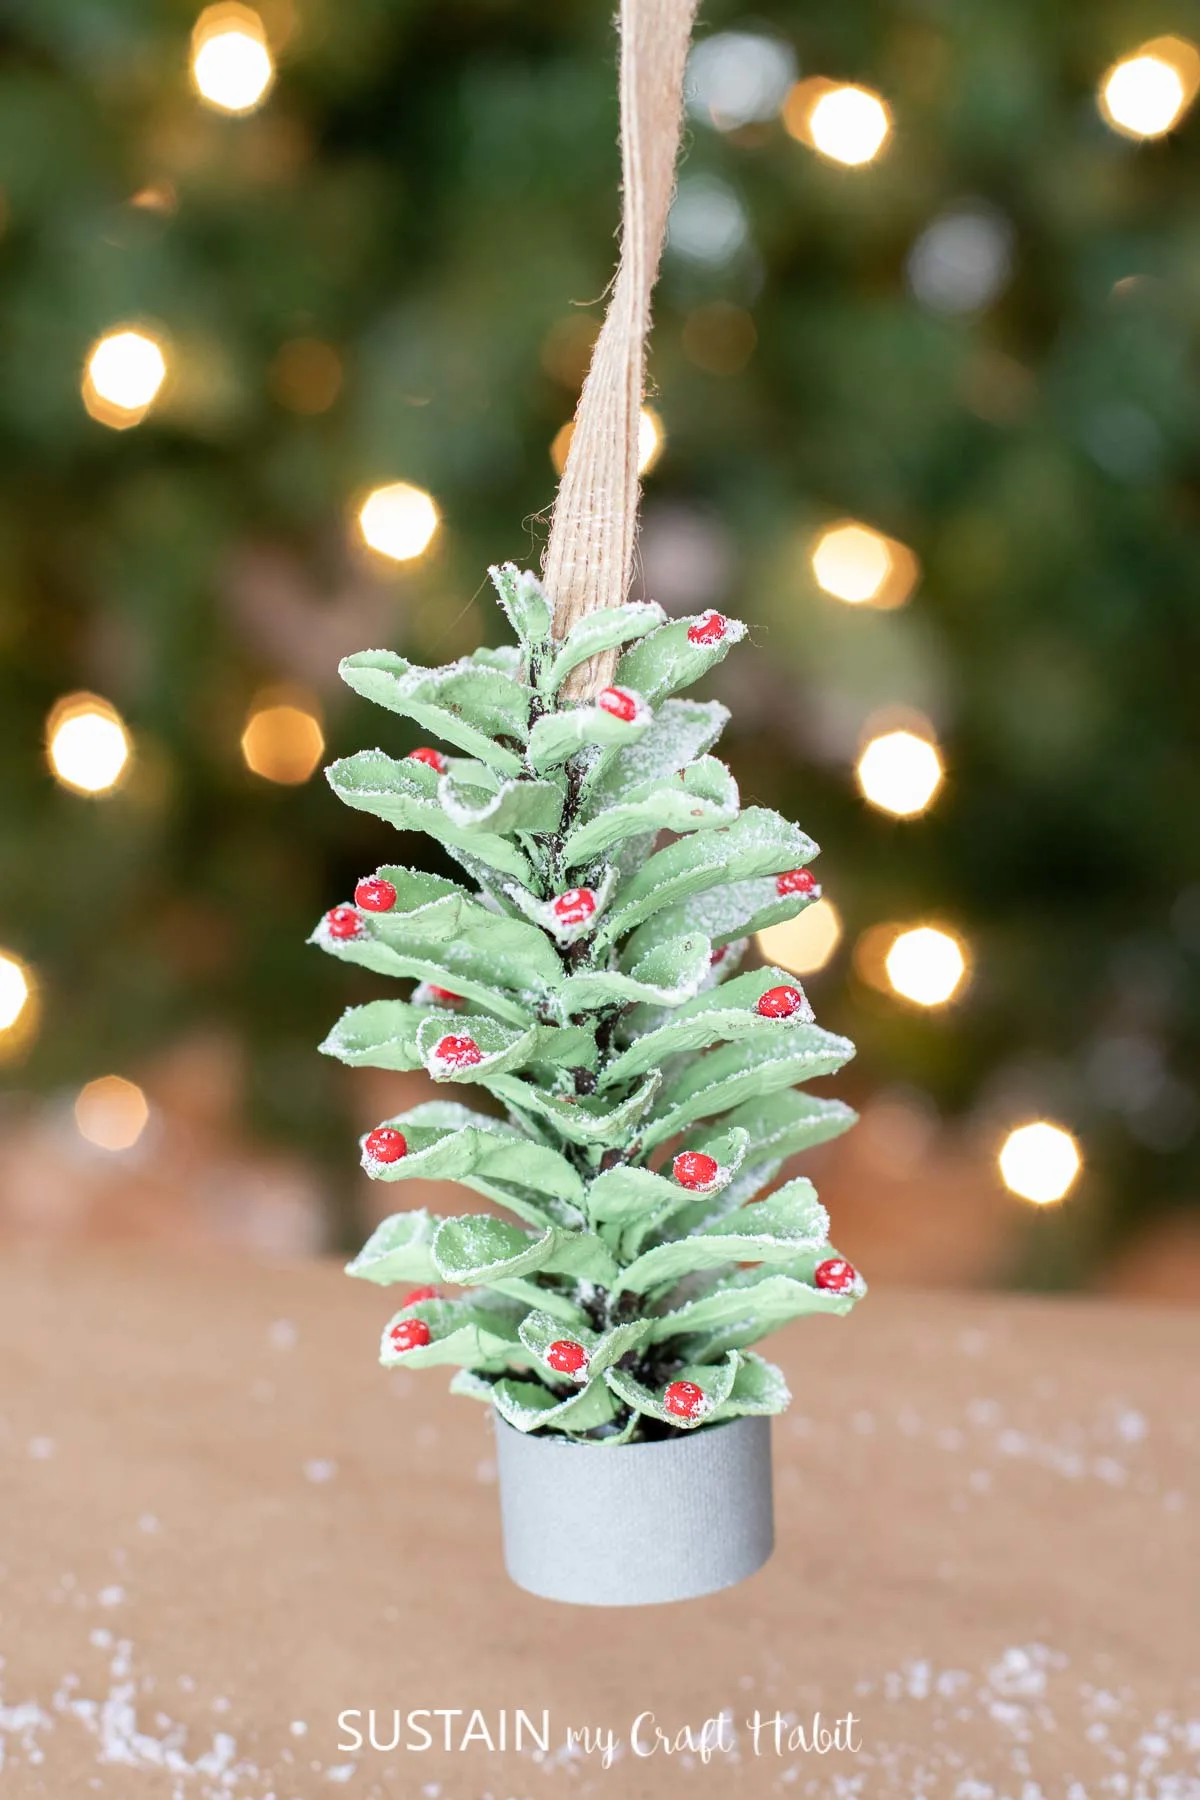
686;32;796;132
191;4;275;114
551;407;663;478
46;694;131;795
999;1121;1082;1205
856;728;944;817
75;1075;151;1152
638;406;664;475
784;79;892;165
884;926;968;1007
756;898;842;976
810;520;919;608
0;951;33;1033
1099;39;1200;139
82;328;168;429
241;696;325;784
357;482;440;563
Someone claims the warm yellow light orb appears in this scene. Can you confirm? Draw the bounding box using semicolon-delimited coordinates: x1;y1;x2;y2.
998;1121;1082;1206
0;952;32;1033
808;83;892;165
74;1075;151;1152
638;406;664;475
357;482;440;563
241;700;325;785
191;5;274;114
83;329;168;428
1099;52;1189;139
756;898;842;976
810;520;918;608
551;406;663;478
884;926;967;1006
856;729;944;817
46;695;131;795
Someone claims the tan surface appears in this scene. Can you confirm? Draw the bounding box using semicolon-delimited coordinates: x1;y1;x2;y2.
1;1241;1197;1798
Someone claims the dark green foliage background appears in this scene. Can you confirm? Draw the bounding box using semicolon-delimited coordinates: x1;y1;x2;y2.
1;0;1197;1279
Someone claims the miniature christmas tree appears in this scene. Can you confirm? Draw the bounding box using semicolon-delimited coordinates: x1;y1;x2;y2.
313;566;865;1442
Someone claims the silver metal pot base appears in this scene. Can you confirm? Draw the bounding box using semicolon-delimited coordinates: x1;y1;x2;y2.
493;1412;774;1606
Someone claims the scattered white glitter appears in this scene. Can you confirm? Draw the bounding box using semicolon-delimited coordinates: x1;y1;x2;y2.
326;1764;356;1783
137;1514;159;1534
1115;1409;1148;1444
269;1319;299;1350
291;1720;308;1736
28;1438;56;1460
96;1587;125;1609
475;1458;497;1484
303;1459;338;1484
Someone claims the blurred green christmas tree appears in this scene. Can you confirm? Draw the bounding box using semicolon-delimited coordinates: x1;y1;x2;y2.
0;0;1197;1281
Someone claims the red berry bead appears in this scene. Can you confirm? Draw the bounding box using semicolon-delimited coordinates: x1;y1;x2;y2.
814;1258;858;1293
757;985;804;1019
355;876;397;912
546;1339;588;1376
687;610;727;646
408;746;446;773
597;686;640;723
551;888;596;927
709;944;728;966
402;1285;438;1306
426;986;462;1007
776;868;817;897
389;1318;431;1352
673;1151;720;1191
326;906;362;940
433;1034;482;1069
664;1380;706;1420
364;1127;407;1163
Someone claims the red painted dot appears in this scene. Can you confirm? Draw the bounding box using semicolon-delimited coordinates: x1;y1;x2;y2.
389;1318;431;1352
597;686;640;723
551;888;597;928
355;876;397;912
776;868;817;897
546;1339;588;1376
756;985;804;1019
673;1151;721;1191
426;986;462;1007
402;1285;438;1306
687;610;728;646
408;746;446;773
433;1034;482;1069
664;1380;706;1420
814;1258;858;1293
326;906;362;940
364;1127;407;1163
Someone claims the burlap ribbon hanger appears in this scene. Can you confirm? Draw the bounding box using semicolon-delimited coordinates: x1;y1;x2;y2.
542;0;699;697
